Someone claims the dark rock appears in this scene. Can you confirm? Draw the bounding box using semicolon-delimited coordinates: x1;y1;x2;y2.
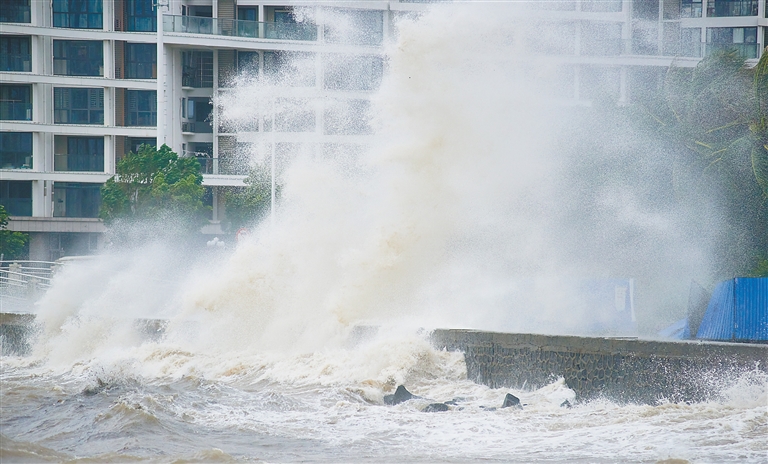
560;400;572;409
479;406;497;411
501;393;522;409
423;403;449;412
383;385;415;405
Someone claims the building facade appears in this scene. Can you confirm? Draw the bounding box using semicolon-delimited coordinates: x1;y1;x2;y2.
0;0;765;261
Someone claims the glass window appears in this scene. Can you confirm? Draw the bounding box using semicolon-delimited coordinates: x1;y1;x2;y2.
0;0;31;23
126;137;155;154
125;90;157;126
324;9;384;46
581;22;623;56
0;36;31;72
681;28;703;57
264;51;315;87
324;55;383;91
125;43;156;79
681;0;703;18
707;27;758;58
53;40;103;76
237;7;257;21
581;0;623;12
0;132;33;169
54;87;104;125
266;8;317;41
54;136;104;172
237;51;259;75
182;51;214;88
0;180;32;216
708;0;758;17
53;182;101;218
53;0;103;29
0;84;32;121
125;0;156;32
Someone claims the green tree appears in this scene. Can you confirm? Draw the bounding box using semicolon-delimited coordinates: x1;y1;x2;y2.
0;205;28;260
222;167;274;232
100;144;208;232
635;50;768;277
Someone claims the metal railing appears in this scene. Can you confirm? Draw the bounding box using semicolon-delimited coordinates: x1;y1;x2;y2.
0;261;55;304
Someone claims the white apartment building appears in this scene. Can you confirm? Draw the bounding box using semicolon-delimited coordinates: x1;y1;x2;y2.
0;0;765;261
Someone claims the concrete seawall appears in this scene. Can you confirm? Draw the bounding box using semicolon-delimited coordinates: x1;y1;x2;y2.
3;313;765;404
430;329;767;404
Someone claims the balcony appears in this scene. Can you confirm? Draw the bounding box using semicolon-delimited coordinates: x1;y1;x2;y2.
0;101;32;121
163;15;318;42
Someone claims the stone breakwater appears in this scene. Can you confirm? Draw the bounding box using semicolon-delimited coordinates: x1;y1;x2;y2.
430;329;768;404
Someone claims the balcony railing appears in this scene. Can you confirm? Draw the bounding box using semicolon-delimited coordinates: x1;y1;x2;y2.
181;121;213;133
163;15;318;42
0;54;31;72
0;101;32;121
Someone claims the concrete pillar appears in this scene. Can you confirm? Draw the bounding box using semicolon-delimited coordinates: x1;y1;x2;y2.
104;135;115;174
213;50;219;174
31;180;45;217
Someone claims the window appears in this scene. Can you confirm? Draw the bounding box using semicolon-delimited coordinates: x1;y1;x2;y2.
324;9;384;46
265;8;317;41
53;182;101;218
125;90;157;126
54;136;104;172
681;28;702;57
53;40;103;76
53;0;103;29
0;133;32;169
237;7;257;21
681;0;703;18
0;36;31;72
54;88;104;124
182;51;214;88
264;51;315;86
0;84;32;121
581;0;622;12
707;27;758;58
126;137;155;154
237;51;259;75
708;0;758;17
324;55;383;91
0;180;32;216
125;0;156;32
0;0;31;23
125;43;156;79
324;100;371;135
581;22;623;56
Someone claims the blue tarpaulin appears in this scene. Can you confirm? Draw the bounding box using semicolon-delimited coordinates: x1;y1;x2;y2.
696;277;768;342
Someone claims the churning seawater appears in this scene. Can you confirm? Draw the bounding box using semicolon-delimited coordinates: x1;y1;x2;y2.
2;330;767;463
3;3;768;462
